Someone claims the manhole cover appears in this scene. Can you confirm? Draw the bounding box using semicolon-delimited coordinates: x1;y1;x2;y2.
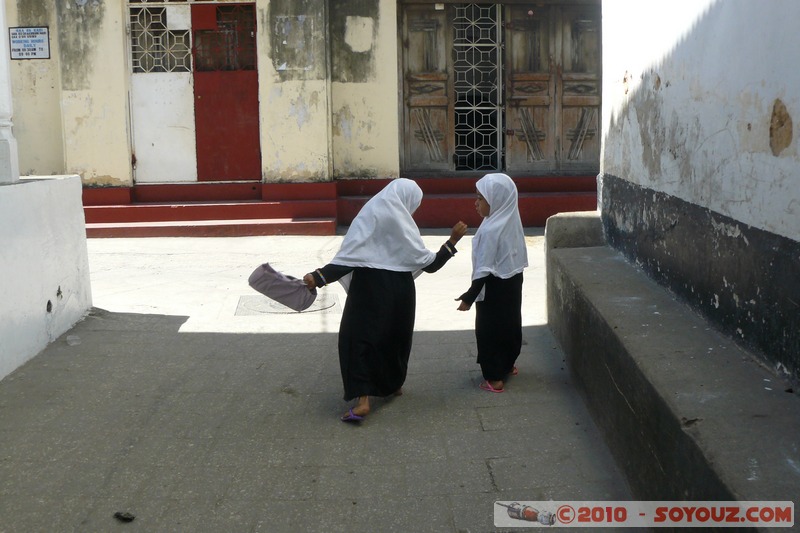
235;293;341;315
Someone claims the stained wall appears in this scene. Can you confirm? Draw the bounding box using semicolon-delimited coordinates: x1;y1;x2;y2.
10;0;131;186
10;1;403;185
601;0;800;382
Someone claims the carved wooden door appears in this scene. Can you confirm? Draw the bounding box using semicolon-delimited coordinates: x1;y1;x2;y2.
400;2;600;176
401;5;453;172
554;5;601;173
505;4;601;173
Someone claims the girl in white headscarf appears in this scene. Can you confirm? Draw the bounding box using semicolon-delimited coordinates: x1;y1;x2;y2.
305;178;467;422
456;173;528;393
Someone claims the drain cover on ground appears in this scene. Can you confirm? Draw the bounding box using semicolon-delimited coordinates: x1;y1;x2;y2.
235;293;341;315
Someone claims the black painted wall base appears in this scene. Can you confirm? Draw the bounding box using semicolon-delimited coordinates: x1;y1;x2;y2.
600;174;799;386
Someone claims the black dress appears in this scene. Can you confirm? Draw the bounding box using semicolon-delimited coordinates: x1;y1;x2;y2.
312;243;456;400
459;272;523;381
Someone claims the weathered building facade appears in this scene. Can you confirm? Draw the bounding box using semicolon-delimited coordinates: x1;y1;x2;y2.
7;0;601;186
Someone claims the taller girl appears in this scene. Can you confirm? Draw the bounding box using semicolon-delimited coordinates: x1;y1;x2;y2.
456;173;528;393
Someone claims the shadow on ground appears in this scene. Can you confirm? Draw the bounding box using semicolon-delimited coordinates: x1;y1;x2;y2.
0;307;632;532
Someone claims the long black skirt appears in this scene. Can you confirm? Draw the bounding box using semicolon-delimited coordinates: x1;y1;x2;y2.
338;268;416;401
475;273;523;381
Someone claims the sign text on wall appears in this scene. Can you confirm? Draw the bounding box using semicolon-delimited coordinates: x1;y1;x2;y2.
9;27;50;60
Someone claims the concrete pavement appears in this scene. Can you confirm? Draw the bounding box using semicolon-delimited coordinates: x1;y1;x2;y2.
0;230;634;532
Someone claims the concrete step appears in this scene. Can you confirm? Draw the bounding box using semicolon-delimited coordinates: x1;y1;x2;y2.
85;217;336;238
545;214;800;503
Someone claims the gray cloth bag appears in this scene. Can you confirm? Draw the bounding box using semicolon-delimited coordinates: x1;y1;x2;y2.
248;263;317;312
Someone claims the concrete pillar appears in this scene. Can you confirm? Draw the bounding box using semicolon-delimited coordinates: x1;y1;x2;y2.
0;2;20;184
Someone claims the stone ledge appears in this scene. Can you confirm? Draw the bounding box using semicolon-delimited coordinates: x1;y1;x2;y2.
547;244;800;507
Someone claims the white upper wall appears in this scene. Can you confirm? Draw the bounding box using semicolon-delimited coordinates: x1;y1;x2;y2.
602;0;800;241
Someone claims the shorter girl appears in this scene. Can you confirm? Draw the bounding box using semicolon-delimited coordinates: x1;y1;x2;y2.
456;173;528;393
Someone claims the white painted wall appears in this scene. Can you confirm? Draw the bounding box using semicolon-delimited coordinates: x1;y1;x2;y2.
0;176;92;381
602;0;800;241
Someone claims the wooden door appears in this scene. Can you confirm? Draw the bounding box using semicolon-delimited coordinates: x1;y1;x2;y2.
400;2;600;176
556;5;601;173
505;4;600;173
401;5;453;172
192;3;261;181
504;5;555;173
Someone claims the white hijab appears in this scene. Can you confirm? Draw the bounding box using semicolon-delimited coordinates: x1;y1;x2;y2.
471;173;528;282
332;178;436;272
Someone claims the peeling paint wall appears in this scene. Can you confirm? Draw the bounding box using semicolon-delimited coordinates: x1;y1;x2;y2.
602;0;800;241
261;0;331;181
330;0;399;178
10;0;131;185
10;0;403;185
58;0;130;186
601;0;800;382
9;0;65;175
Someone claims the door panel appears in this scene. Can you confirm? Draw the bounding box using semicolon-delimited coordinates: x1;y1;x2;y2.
192;3;261;181
402;6;452;171
129;4;196;183
131;73;198;183
505;5;555;173
557;6;601;172
399;2;600;176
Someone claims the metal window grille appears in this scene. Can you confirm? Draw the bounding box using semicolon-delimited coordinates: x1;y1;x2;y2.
130;7;191;73
452;4;503;171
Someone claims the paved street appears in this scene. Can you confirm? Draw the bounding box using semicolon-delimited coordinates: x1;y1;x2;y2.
0;230;634;532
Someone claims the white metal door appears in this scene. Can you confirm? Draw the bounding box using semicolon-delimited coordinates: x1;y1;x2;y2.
129;3;197;183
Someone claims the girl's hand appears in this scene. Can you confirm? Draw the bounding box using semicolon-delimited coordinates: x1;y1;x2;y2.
303;273;316;290
449;221;468;244
455;298;471;311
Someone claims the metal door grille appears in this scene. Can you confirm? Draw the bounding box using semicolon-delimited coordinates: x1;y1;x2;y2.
452;4;503;171
130;7;191;73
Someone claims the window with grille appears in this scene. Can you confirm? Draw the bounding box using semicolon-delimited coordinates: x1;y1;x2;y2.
452;4;503;171
130;6;191;73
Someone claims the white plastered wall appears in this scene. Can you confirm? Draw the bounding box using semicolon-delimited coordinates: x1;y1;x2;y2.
0;176;92;381
602;0;800;241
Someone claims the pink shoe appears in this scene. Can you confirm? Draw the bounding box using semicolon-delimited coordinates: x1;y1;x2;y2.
479;380;505;393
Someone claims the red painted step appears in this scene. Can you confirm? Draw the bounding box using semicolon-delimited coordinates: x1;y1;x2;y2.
83;200;336;224
337;191;597;227
335;176;598;227
85;218;335;238
81;177;596;237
